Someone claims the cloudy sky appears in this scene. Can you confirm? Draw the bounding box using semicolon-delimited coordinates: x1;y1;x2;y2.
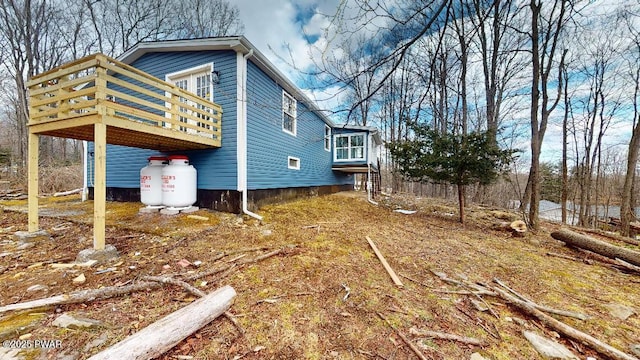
234;0;336;79
231;1;636;164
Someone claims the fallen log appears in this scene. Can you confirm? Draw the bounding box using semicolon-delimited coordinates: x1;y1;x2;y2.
551;229;640;267
87;285;236;360
0;281;163;314
573;227;640;247
489;284;639;360
491;220;527;237
615;258;640;274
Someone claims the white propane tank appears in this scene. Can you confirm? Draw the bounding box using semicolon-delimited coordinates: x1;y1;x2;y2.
140;156;167;206
162;155;197;208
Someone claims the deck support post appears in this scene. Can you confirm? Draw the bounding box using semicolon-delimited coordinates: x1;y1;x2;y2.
27;132;39;232
93;122;107;250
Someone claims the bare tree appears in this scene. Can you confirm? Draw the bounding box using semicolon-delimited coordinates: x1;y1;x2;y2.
0;0;67;168
174;0;244;39
620;6;640;236
320;0;453;120
561;58;571;224
0;0;245;175
83;0;177;56
525;0;571;230
469;0;526;143
567;10;623;227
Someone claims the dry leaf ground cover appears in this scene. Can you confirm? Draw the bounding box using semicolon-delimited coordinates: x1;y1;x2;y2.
0;191;638;359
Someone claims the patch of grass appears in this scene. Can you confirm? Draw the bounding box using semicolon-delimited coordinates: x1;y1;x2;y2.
1;191;638;359
0;311;47;341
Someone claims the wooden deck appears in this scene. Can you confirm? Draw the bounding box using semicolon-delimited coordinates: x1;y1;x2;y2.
27;54;222;151
26;53;223;250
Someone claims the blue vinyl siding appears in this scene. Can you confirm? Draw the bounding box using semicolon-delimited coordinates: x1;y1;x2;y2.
90;51;238;190
87;144;157;188
245;61;353;189
89;48;355;192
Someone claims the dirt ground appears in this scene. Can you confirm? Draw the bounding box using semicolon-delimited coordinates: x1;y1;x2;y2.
0;191;639;360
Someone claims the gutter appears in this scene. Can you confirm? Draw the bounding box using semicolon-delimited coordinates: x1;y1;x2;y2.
239;49;262;221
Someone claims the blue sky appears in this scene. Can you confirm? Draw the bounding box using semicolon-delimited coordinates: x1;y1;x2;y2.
234;1;637;165
235;0;336;78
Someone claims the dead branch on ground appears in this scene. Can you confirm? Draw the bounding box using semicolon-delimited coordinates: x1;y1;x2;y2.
489;282;639;360
615;258;640;273
377;312;429;360
182;246;288;282
141;275;206;297
0;281;164;314
0;246;291;314
546;252;594;264
429;271;638;360
455;302;502;340
493;278;590;321
53;188;83;197
409;327;485;346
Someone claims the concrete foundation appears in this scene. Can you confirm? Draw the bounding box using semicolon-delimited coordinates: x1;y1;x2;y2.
13;230;50;243
76;244;119;264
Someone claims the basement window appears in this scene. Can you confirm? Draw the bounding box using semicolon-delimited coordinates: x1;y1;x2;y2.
288;156;300;170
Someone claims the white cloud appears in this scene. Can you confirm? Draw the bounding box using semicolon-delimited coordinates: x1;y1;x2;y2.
235;1;340;76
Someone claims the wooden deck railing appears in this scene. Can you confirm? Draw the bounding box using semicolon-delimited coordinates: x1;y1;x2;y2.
27;53;222;147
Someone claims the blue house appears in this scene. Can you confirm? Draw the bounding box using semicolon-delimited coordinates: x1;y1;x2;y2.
83;36;382;216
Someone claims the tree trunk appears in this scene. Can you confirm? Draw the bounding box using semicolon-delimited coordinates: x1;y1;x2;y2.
561;65;569;224
621;119;640;236
458;184;465;224
528;0;541;230
550;229;640;267
87;285;236;360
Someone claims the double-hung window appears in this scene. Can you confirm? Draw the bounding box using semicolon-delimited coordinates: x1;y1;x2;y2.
166;63;214;135
282;91;297;136
334;133;365;161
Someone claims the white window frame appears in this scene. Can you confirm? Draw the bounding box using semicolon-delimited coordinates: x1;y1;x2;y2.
165;63;214;134
333;133;366;162
324;125;331;152
282;90;297;136
288;156;300;170
166;63;214;99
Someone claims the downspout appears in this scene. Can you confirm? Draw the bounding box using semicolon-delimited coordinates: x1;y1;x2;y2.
82;140;88;202
240;49;262;221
